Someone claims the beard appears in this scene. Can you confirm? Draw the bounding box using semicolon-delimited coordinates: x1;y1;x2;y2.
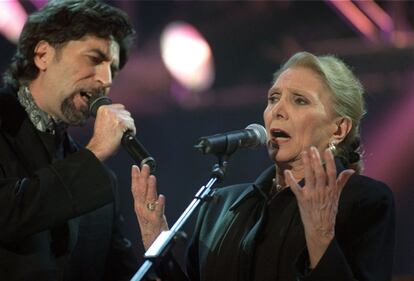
60;94;90;126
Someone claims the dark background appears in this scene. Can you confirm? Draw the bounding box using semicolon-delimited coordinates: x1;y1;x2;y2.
1;1;413;278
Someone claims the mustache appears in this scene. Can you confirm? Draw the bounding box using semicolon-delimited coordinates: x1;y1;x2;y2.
78;87;106;98
77;87;107;110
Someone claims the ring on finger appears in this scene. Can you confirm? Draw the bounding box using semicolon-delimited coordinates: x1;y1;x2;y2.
146;201;156;211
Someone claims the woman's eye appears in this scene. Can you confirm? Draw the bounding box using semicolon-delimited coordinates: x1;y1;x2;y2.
295;97;308;105
268;95;279;103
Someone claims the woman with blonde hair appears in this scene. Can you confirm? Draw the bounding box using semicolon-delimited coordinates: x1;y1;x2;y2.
133;51;395;281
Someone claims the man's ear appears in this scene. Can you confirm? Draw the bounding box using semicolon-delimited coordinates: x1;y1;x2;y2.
33;40;55;71
332;116;352;144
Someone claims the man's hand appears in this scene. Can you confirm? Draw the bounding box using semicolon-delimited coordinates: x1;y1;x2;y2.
86;104;135;161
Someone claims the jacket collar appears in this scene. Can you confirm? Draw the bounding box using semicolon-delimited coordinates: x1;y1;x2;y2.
17;86;64;134
0;87;79;173
0;87;27;137
229;165;276;211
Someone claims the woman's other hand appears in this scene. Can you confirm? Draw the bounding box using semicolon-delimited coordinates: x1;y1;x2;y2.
131;164;169;250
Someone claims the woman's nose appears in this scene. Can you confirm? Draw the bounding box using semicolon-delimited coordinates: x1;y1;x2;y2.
272;98;288;119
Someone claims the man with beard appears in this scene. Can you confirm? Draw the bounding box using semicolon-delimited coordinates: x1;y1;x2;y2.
0;1;138;280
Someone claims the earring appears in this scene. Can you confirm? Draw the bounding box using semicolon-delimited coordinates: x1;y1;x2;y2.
328;140;337;153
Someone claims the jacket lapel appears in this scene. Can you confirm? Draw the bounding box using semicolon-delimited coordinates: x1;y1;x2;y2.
1;88;80;255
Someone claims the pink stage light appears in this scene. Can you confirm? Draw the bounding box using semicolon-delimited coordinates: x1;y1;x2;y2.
29;0;48;9
160;21;214;93
364;88;414;194
0;0;27;44
328;0;378;42
355;0;393;34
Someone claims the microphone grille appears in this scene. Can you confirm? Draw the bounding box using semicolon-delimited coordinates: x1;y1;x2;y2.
245;123;267;147
89;96;112;117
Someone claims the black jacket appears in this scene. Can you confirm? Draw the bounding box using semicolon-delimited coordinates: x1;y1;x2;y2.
161;161;395;281
0;87;137;280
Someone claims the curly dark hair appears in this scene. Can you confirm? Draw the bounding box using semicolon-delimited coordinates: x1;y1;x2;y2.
3;0;135;90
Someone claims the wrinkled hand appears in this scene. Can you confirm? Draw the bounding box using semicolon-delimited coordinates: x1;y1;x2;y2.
86;104;136;161
285;147;354;268
131;164;168;250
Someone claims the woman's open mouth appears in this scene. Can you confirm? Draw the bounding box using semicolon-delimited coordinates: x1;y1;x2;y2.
270;128;291;144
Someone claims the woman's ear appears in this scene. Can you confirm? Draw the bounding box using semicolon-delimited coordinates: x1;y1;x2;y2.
332;116;352;144
33;40;54;71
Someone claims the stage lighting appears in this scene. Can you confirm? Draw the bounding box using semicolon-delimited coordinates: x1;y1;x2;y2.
0;0;27;43
160;21;214;93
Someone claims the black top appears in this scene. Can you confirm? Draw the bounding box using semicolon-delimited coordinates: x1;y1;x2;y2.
253;187;299;280
160;161;395;281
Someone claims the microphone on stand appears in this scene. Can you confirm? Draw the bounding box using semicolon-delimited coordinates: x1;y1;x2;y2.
88;95;156;173
194;124;267;156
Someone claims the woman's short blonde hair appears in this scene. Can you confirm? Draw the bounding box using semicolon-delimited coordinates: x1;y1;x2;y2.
273;51;366;172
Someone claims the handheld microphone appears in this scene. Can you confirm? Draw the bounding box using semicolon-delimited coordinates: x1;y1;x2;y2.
89;96;156;173
194;124;267;156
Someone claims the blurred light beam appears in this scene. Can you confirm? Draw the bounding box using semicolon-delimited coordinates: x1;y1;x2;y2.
364;88;414;194
355;0;393;34
327;0;378;43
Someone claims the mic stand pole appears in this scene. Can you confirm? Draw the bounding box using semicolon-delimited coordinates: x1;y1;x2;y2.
130;157;228;281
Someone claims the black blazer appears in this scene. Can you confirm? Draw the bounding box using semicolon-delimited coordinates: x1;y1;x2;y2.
160;161;395;281
0;87;137;280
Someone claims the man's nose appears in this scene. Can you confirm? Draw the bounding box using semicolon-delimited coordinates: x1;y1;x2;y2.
95;63;112;87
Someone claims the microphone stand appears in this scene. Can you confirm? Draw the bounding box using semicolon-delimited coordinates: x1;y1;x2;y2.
130;156;229;281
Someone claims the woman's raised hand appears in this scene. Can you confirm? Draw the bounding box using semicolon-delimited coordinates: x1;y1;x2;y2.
131;164;169;250
285;147;354;268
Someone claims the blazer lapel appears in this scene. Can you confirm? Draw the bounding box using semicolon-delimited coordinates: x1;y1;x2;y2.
8;118;51;175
